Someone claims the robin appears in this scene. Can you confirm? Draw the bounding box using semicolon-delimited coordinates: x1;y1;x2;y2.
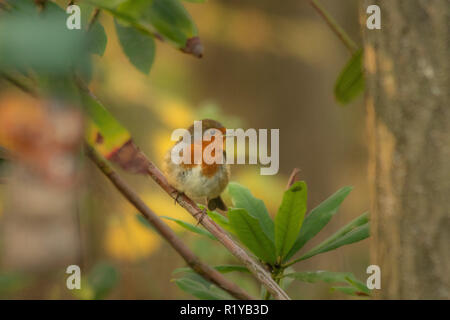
163;119;230;212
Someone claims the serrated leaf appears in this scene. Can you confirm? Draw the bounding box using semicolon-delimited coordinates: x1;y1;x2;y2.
114;19;155;74
275;181;307;260
227;182;274;243
284;186;353;262
228;208;276;264
88;262;119;300
161;216;215;240
335;49;364;105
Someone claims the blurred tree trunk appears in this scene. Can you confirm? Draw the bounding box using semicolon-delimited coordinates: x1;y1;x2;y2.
0;94;84;281
362;0;449;299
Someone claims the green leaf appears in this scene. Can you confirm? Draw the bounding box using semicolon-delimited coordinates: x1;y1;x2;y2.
298;221;370;262
228;208;276;264
174;265;249;274
88;262;120;300
161;216;215;240
227;182;275;243
312;211;369;250
183;0;206;3
114;19;155;74
335;49;365;105
134;0;198;46
84;0;128;10
5;0;37;15
275;181;307;260
173;277;232;300
212;265;249;274
285;270;370;296
0;2;88;75
279;266;295;291
87;22;107;56
205;208;234;234
87;0;201;55
284;186;353;262
82;91;131;158
286;270;354;283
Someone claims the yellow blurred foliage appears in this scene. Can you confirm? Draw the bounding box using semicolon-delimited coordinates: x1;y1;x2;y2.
154;98;194;129
151;98;195;164
105;213;160;262
104;189;199;262
141;191;197;228
153;129;174;164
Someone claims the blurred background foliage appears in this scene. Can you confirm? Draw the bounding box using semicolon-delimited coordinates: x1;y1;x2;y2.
0;0;368;299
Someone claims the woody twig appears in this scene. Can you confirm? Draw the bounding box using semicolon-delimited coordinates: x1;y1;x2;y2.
86;145;254;300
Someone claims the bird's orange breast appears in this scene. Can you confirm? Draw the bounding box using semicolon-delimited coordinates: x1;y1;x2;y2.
180;140;223;178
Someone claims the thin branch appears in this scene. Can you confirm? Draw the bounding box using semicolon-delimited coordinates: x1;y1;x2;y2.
2;72;291;300
308;0;358;54
0;72;37;97
86;145;255;300
0;72;254;299
144;163;290;299
75;81;290;300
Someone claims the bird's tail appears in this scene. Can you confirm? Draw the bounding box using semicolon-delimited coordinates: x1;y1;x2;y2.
207;196;228;211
